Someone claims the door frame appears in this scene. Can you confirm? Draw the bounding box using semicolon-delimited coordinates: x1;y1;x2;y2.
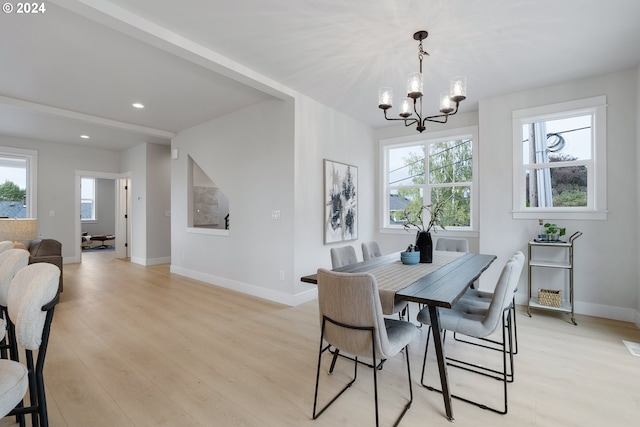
75;170;132;262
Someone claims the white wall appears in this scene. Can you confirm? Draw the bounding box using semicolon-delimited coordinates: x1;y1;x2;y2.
145;143;171;264
117;142;172;266
171;98;298;303
0;135;120;260
479;68;639;322
293;95;376;299
120;144;148;264
170;92;378;305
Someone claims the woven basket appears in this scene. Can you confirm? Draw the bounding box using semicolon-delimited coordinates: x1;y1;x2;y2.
538;289;562;307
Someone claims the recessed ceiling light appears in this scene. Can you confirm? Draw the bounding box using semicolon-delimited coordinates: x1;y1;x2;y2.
80;135;90;139
132;103;144;109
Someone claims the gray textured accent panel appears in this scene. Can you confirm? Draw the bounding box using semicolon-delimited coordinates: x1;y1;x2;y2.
193;186;219;226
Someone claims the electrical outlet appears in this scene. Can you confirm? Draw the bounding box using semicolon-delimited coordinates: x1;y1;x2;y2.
279;270;285;281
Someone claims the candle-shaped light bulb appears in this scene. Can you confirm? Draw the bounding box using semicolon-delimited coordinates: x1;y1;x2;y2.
407;72;423;99
440;93;454;114
399;98;413;118
378;87;393;110
450;76;467;102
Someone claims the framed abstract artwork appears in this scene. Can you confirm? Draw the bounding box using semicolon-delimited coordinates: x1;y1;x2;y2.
323;159;358;244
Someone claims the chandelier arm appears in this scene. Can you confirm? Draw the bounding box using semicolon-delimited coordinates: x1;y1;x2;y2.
423;102;460;124
382;109;419;127
422;115;449;124
383;116;420;126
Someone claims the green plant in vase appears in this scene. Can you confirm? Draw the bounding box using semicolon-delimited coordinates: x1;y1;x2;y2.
399;199;447;263
544;223;566;241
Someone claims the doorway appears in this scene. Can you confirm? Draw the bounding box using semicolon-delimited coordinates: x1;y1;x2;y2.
75;171;131;262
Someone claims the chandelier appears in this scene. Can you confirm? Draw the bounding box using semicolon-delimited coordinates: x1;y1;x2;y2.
378;30;466;133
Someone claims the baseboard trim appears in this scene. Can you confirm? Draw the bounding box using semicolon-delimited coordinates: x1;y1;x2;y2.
170;265;317;306
129;256;170;266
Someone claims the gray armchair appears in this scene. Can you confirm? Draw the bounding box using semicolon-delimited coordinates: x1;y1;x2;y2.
28;239;63;292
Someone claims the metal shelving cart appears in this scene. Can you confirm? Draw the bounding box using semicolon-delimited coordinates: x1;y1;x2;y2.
527;231;582;325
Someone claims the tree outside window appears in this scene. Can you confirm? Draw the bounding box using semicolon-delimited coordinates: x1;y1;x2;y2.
383;128;477;230
523;115;590;208
0;152;33;218
512;96;606;220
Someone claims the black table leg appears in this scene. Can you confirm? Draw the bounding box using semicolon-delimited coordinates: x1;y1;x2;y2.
428;305;454;421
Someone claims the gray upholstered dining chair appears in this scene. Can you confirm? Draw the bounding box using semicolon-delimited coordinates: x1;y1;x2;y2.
417;251;524;415
458;249;522;354
313;269;419;427
0;249;31;361
435;237;469;253
361;241;382;261
458;283;521;356
332;244;409;319
0;263;60;427
434;237;474;290
329;246;358;269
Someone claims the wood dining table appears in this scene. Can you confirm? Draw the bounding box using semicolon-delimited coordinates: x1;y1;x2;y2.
301;250;497;421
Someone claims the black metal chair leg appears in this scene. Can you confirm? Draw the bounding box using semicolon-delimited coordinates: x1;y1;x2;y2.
313;322;358;421
421;314;513;415
511;299;518;355
314;316;414;426
452;306;516;381
329;347;339;374
328;345;386;370
25;350;39;427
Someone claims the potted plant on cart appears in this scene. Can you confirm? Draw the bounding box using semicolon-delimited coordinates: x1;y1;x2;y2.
544;223;566;241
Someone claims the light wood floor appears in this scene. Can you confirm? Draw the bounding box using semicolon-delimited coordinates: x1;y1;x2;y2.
3;251;640;426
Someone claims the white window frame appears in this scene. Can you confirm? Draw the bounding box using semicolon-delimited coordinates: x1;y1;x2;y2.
379;126;479;235
512;96;607;220
0;146;37;218
81;177;97;223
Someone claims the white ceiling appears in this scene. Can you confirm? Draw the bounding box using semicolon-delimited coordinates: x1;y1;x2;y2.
1;0;639;151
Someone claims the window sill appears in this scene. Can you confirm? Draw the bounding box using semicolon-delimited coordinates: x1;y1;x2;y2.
186;227;229;237
512;210;607;221
378;227;479;239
